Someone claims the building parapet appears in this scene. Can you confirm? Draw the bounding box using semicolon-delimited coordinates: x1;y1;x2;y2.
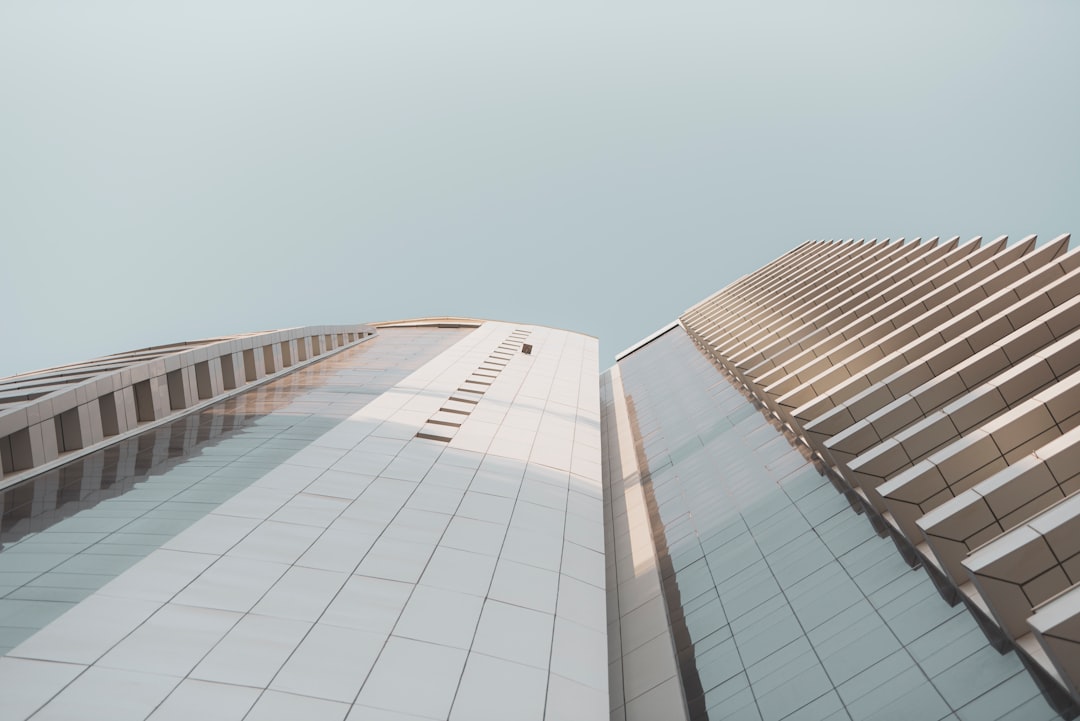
0;325;375;489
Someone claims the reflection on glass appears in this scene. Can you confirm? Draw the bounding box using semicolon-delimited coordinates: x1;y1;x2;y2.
0;327;470;654
616;327;1058;721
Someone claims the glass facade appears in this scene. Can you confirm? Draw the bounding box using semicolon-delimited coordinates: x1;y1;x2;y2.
0;326;469;655
2;290;1076;720
0;321;606;721
613;326;1059;721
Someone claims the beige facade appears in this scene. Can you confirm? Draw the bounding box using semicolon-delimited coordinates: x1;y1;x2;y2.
680;235;1080;707
0;325;374;490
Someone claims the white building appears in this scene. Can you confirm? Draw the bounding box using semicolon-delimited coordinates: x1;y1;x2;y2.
2;235;1078;720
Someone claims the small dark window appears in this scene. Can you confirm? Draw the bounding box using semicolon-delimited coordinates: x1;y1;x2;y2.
243;349;258;382
194;361;213;400
54;407;83;452
167;370;186;410
99;393;120;436
133;380;155;422
1;428;34;474
220;354;237;390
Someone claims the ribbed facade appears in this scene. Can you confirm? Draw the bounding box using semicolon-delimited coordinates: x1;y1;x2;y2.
0;325;375;487
677;236;1080;713
3;236;1079;721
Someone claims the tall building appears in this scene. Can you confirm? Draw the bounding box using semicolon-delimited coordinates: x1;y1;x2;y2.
0;321;605;721
605;235;1078;721
1;235;1079;721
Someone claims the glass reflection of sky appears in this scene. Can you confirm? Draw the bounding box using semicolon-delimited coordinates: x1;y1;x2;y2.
617;327;1058;721
0;327;469;655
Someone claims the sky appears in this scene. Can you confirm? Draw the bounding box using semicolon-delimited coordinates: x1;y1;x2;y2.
1;1;1078;376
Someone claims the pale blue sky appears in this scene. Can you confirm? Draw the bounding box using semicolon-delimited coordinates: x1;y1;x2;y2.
1;1;1077;375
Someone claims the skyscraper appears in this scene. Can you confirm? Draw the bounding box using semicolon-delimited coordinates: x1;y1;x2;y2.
605;235;1077;721
1;235;1078;721
0;321;605;720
